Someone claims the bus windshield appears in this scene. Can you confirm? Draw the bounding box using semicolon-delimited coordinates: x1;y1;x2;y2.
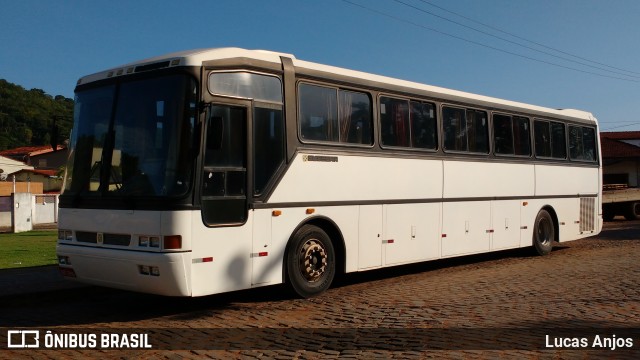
63;74;198;200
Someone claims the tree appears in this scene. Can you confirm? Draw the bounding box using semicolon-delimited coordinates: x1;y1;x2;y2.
0;79;73;150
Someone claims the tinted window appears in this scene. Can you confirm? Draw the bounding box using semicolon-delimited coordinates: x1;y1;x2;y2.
513;116;531;156
569;126;597;162
380;97;410;147
410;101;437;149
535;120;566;159
299;84;337;142
443;106;466;151
299;83;372;145
493;114;513;155
338;90;372;144
254;107;284;194
551;122;567;159
534;120;551;157
443;106;488;153
209;72;282;103
380;97;437;149
493;114;530;156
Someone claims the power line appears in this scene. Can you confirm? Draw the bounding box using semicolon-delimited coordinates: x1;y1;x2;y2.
414;0;640;77
393;0;640;80
602;122;640;131
341;0;640;83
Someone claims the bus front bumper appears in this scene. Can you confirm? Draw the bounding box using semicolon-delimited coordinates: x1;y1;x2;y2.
56;244;192;296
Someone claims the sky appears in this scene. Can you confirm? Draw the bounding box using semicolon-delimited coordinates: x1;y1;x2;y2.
1;0;639;131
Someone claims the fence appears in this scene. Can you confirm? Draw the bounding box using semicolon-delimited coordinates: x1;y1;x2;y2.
0;193;59;232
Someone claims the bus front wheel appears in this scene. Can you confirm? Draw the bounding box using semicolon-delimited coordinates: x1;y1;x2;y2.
286;224;336;298
533;209;555;256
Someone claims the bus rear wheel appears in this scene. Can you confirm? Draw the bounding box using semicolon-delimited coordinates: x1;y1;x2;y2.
533;209;554;256
286;224;335;298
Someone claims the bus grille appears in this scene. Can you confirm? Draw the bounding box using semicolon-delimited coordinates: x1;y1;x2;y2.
76;231;131;246
580;198;596;233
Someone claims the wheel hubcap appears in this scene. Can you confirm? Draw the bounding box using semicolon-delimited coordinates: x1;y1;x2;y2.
300;239;327;282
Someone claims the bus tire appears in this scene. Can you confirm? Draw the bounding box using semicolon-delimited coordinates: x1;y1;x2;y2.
533;209;554;256
624;202;640;220
286;224;336;298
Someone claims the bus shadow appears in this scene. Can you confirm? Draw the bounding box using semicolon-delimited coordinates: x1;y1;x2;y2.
0;248;533;327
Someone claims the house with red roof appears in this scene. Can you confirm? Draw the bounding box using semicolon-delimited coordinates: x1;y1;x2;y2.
0;145;66;194
0;145;67;171
600;131;640;187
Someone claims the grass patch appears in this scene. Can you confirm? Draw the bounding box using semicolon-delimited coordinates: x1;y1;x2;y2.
0;231;57;269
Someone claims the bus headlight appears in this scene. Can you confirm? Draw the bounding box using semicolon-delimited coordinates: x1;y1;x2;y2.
149;236;160;248
138;235;180;249
139;236;149;247
58;230;72;241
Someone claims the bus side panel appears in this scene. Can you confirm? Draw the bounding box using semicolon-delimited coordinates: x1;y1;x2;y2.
383;203;441;265
251;209;274;286
535;165;599;195
269;154;442;203
443;161;535;199
189;213;254;297
535;165;600;242
442;201;491;257
358;205;383;269
442;161;533;257
490;200;522;250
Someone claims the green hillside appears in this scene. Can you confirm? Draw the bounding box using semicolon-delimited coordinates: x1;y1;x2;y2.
0;79;73;150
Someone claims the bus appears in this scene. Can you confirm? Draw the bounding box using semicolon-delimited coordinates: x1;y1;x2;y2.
57;48;602;298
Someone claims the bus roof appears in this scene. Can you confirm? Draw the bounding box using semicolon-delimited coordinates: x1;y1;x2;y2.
77;47;596;123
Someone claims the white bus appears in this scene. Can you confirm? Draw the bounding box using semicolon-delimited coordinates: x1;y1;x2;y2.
57;48;602;297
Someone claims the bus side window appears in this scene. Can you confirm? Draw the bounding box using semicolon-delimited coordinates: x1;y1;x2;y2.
299;83;372;145
410;101;437;150
550;122;567;159
254;107;284;195
299;83;337;142
569;125;596;162
513;116;531;156
493;114;514;155
534;120;551;157
443;106;466;151
380;97;410;147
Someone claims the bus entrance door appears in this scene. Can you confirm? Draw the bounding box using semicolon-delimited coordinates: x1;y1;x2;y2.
201;103;249;226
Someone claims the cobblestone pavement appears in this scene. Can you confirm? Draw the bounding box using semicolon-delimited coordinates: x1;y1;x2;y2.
1;221;639;359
